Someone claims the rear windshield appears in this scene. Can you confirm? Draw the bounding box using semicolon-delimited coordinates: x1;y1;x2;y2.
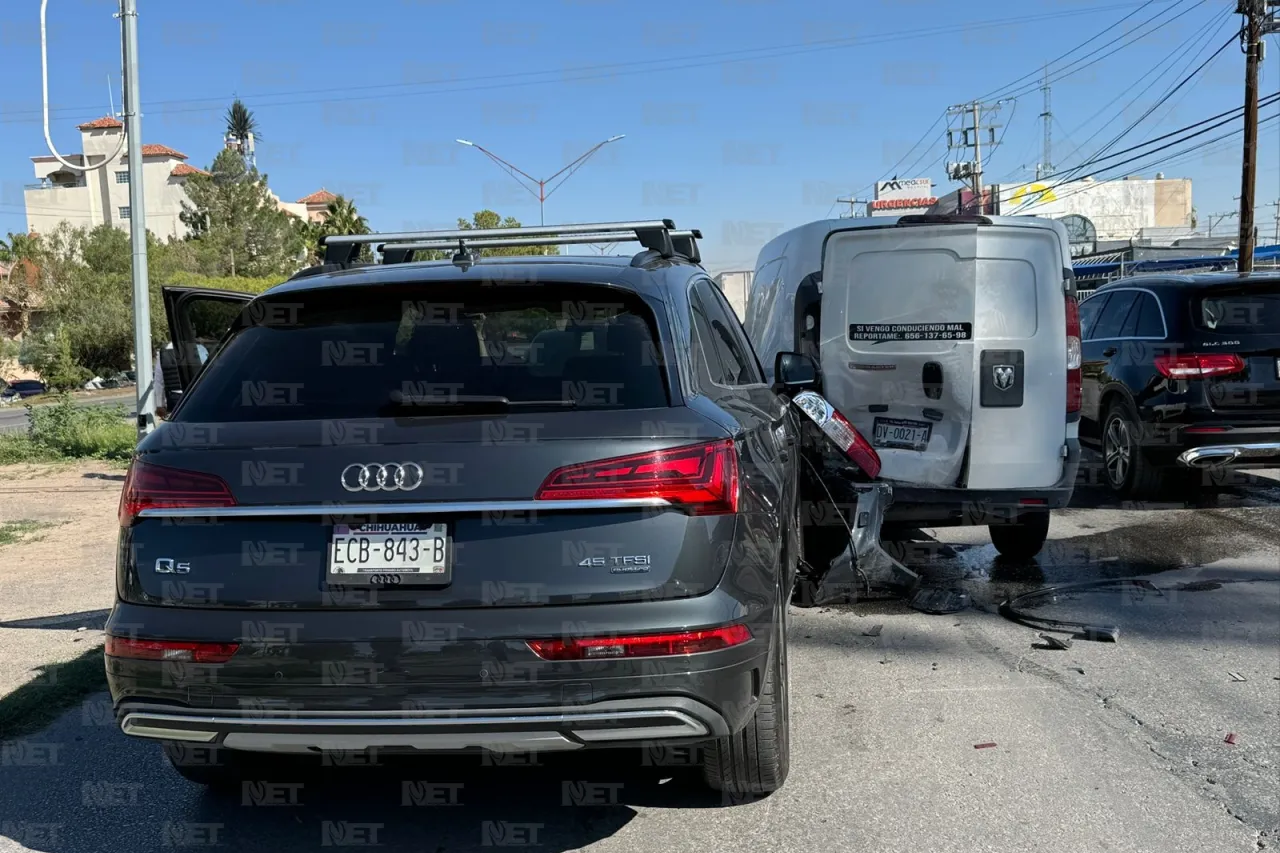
1192;289;1280;334
174;284;670;422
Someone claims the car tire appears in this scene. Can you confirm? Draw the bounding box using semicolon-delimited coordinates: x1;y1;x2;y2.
161;741;246;790
701;605;790;796
1102;400;1171;499
989;509;1050;560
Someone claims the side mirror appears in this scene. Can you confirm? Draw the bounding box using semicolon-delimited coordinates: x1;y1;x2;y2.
773;351;819;394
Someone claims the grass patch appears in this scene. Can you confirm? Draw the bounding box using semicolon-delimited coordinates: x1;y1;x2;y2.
0;396;135;465
0;435;63;465
0;645;106;741
0;520;53;546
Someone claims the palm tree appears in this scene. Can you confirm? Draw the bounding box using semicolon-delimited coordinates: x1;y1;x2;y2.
0;232;39;264
224;100;260;145
323;196;369;236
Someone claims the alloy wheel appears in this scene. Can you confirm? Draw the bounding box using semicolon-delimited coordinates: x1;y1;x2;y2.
1104;416;1132;489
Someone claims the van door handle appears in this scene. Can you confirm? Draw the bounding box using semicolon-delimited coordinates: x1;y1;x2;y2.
1103;346;1118;357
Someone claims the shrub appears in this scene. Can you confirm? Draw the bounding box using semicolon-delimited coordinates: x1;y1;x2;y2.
25;396;135;460
22;327;92;391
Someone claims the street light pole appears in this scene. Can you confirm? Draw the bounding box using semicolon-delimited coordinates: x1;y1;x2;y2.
121;0;155;437
456;135;625;228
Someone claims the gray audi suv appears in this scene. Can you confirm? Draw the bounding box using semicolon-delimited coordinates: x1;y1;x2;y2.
107;221;813;795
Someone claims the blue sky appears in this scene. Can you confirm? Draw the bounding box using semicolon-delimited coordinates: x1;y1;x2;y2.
1;0;1277;271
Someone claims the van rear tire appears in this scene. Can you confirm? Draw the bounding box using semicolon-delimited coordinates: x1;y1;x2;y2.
989;510;1050;560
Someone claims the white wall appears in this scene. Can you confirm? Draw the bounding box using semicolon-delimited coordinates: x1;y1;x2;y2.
997;179;1193;240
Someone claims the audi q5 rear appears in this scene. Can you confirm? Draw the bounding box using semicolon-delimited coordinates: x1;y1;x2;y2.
107;251;795;795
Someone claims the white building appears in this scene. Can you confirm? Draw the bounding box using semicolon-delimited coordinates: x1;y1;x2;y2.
23;116;207;240
995;175;1193;241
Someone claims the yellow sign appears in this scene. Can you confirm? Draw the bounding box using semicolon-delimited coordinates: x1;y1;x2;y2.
1008;183;1057;207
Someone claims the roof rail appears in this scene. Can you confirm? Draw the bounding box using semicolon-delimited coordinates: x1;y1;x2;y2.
377;230;703;265
320;219;701;267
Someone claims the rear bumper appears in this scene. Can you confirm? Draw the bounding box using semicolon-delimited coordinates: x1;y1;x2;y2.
883;438;1080;527
105;591;774;752
117;697;730;753
1177;442;1280;468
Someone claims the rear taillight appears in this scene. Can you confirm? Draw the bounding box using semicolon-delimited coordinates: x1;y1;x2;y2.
791;392;882;479
105;636;239;663
1065;294;1082;413
534;440;738;515
118;460;236;526
1155;353;1246;379
526;624;752;660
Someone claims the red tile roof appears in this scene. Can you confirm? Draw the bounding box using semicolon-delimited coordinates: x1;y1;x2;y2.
77;116;123;130
140;144;187;160
170;163;208;177
297;188;337;205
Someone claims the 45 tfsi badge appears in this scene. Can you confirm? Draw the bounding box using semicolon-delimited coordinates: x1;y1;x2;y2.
579;555;652;574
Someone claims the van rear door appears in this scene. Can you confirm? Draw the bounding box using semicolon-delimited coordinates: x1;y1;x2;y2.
819;219;1067;490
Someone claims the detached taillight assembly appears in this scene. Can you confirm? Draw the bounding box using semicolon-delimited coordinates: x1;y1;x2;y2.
1065;294;1082;414
105;636;239;663
790;391;881;479
526;624;752;661
1155;353;1246;380
118;460;237;526
535;440;739;515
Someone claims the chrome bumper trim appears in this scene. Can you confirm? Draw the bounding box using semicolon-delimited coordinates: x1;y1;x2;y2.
1177;442;1280;468
136;497;672;519
118;705;712;752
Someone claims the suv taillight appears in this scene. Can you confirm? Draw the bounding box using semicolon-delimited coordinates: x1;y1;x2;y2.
1155;353;1246;379
534;440;739;515
527;624;752;660
1065;294;1082;413
118;460;237;526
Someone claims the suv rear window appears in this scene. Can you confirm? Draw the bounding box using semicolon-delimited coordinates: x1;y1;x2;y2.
1193;289;1280;334
173;284;670;422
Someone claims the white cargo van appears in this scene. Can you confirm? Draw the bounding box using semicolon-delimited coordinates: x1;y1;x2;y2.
746;213;1081;559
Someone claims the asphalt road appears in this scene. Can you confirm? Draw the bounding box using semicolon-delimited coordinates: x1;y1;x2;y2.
1;472;1277;853
0;393;135;435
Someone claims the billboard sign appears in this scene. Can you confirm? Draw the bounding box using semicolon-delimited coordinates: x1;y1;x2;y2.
871;178;936;216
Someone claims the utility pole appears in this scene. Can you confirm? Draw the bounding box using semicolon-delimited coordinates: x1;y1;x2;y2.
1208;210;1238;237
835;196;869;218
1236;0;1280;272
946;100;1006;212
1037;64;1053;181
121;0;155;436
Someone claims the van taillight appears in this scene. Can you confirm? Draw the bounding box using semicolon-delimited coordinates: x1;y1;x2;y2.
534;440;739;515
791;392;882;479
105;636;240;663
1065;294;1082;413
1155;353;1246;379
118;460;237;526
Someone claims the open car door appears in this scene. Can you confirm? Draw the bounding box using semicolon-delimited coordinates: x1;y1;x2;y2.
159;286;254;413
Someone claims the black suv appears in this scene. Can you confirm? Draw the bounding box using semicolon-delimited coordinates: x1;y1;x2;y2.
107;221;823;795
1078;273;1280;497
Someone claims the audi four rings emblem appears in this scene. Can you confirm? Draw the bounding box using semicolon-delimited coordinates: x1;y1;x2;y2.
341;463;424;492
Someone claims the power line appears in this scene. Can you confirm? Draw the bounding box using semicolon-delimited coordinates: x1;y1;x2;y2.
1049;9;1234;170
6;3;1165;125
1014;103;1280;215
1007;33;1242;210
987;0;1214;103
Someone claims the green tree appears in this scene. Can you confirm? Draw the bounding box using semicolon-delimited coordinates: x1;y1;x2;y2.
0;232;40;263
303;194;372;264
180;148;304;277
417;210;560;260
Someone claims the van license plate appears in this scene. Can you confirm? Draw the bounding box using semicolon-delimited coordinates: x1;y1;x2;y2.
328;522;450;586
872;418;932;452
